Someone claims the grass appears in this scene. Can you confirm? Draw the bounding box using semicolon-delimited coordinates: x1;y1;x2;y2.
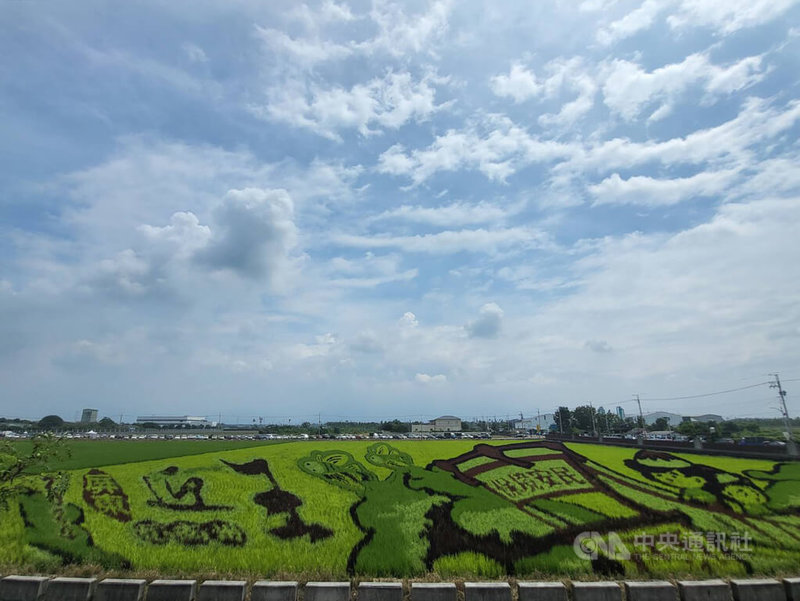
12;439;287;472
557;492;638;519
2;439;798;580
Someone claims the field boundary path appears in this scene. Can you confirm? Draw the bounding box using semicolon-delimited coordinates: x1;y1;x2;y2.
1;576;799;601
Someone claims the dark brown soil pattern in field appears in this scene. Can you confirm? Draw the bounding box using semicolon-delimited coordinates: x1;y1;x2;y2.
223;458;333;542
83;469;131;522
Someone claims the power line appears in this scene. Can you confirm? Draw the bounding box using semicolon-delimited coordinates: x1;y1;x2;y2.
640;381;770;401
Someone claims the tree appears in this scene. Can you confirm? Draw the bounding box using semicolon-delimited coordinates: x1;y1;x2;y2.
37;415;64;431
98;417;116;429
553;407;572;434
0;434;68;507
573;405;597;433
720;421;741;437
381;420;410;433
650;417;670;431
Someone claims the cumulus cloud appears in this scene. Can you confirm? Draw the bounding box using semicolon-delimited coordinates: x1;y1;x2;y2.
400;311;419;328
138;212;211;259
490;63;541;103
195;188;298;285
466;302;503;339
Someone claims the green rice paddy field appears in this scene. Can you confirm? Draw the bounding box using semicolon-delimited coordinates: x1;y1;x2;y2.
2;439;799;579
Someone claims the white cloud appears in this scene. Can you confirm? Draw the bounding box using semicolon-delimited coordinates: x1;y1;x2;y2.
734;153;800;199
377;115;571;184
255;0;452;69
400;311;419;328
327;253;418;288
260;70;446;140
333;227;547;255
490;58;597;127
595;0;798;44
589;169;739;206
415;372;447;384
255;26;352;67
668;0;800;34
138;212;211;259
539;72;596;128
562;97;800;175
549;197;800;378
465;302;504;338
372;201;513;226
381;97;800;187
496;265;574;292
90;249;154;298
601;53;766;121
361;0;453;57
597;0;667;45
320;0;355;22
490;63;541;103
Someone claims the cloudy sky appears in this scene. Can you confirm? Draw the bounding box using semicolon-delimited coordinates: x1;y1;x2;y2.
2;0;800;424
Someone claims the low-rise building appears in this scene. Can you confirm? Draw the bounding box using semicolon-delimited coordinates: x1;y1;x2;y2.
513;414;556;432
136;415;210;428
643;411;683;427
689;414;725;423
412;415;462;433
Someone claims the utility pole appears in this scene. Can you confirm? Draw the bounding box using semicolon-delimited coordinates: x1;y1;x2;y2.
635;394;645;434
770;374;794;443
589;401;597;436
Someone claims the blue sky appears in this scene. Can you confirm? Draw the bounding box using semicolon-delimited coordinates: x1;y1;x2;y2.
2;0;800;423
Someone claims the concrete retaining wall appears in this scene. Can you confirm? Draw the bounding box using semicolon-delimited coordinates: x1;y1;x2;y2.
2;577;798;601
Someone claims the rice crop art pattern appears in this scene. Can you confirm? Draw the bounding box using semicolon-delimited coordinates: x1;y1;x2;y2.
3;440;800;577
